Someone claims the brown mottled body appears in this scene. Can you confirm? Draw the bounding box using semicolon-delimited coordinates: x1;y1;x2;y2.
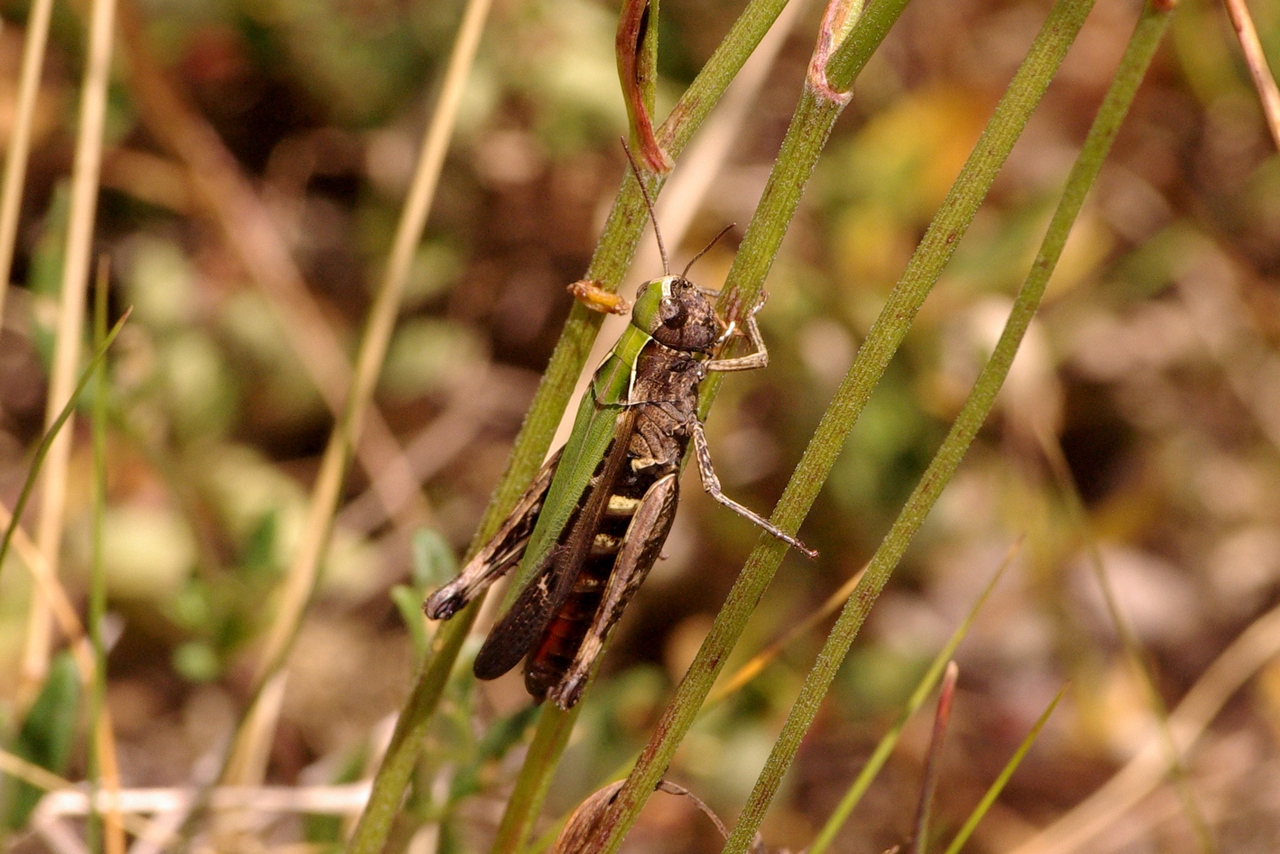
523;343;699;701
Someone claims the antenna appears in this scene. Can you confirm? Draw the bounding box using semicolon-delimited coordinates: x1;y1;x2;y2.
622;140;669;276
681;223;735;279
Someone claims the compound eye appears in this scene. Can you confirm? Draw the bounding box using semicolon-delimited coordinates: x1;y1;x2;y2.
659;297;686;328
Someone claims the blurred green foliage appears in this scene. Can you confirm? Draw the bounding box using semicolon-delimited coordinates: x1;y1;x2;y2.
0;654;78;830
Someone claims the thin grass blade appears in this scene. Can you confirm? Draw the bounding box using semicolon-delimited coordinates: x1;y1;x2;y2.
808;541;1019;854
940;685;1068;854
0;309;132;579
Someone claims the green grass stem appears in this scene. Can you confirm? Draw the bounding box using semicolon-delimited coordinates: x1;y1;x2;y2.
86;263;109;853
718;3;1175;849
1014;20;1212;852
490;705;582;853
348;3;805;850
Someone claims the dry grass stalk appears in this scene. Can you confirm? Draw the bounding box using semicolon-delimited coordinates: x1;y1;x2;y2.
0;0;56;322
25;0;119;698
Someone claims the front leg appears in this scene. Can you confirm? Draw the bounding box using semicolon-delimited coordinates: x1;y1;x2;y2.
548;473;679;709
705;293;768;373
691;422;817;559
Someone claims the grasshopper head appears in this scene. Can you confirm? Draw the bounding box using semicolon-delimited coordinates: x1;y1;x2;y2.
632;275;720;352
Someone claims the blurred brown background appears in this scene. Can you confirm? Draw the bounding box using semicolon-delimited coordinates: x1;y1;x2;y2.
2;0;1279;850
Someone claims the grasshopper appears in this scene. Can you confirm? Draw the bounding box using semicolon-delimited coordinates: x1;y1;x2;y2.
425;159;816;710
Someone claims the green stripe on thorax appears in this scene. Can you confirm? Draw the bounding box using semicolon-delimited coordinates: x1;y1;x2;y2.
497;276;676;611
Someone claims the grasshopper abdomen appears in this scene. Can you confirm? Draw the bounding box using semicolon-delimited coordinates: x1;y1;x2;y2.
524;436;679;701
